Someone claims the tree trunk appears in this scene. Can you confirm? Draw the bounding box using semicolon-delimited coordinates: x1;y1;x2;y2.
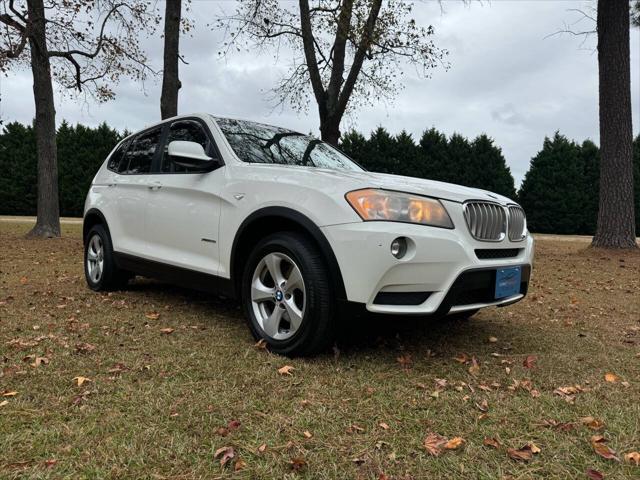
160;0;182;120
26;0;60;238
592;0;637;248
320;116;341;146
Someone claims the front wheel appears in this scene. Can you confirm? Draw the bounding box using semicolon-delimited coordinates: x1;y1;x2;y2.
241;232;335;357
84;224;131;291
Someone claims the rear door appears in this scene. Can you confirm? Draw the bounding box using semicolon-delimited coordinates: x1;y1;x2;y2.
142;119;225;275
110;126;164;256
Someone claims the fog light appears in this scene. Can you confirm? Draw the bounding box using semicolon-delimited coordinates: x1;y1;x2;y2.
390;237;407;259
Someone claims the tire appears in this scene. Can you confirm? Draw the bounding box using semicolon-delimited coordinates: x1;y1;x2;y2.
84;224;131;291
241;231;335;357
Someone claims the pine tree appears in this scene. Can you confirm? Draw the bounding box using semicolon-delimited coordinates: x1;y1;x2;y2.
418;128;449;182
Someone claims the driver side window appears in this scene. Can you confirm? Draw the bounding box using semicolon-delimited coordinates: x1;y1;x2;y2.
161;120;216;173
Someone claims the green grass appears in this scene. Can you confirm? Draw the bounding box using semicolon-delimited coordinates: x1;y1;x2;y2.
1;221;639;479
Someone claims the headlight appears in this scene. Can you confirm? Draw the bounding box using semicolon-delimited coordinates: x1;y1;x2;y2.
345;189;454;228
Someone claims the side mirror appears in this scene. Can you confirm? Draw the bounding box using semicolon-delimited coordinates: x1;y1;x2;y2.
168;140;216;169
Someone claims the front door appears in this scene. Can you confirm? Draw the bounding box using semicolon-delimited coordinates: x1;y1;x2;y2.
143;119;224;276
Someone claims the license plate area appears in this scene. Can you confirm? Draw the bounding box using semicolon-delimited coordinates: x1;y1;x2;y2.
495;266;522;299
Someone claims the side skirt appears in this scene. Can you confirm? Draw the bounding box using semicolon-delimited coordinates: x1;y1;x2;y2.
114;252;235;298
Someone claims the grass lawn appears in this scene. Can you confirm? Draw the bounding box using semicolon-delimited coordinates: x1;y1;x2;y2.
1;221;639;479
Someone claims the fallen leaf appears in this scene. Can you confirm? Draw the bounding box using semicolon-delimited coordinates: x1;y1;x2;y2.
2;391;18;397
75;343;96;354
580;416;605;430
529;442;541;454
44;459;57;468
228;419;241;431
20;276;28;285
624;451;640;465
214;446;235;467
604;373;619;383
278;365;295;375
234;458;246;471
303;430;313;439
160;327;174;335
476;399;489;412
254;339;267;349
488;336;498;343
444;437;465;450
454;353;470;364
507;444;537;462
216;427;228;437
0;400;9;407
468;356;480;376
379;422;390;430
145;311;160;320
483;437;501;449
396;354;412;368
423;432;447;456
257;443;267;453
523;355;537;369
72;376;91;387
31;356;49;367
590;435;620;461
289;457;306;471
585;468;604;480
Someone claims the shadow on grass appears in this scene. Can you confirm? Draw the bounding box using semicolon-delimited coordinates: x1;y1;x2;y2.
122;277;540;359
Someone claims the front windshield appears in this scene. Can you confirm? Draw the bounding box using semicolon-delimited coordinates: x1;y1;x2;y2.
213;116;364;172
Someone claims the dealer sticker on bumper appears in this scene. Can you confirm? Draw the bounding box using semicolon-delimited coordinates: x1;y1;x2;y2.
495;266;522;299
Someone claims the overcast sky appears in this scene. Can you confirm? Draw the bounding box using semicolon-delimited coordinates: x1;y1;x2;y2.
1;0;638;186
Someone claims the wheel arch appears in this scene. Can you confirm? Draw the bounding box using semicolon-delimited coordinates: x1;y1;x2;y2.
230;207;347;301
83;208;110;242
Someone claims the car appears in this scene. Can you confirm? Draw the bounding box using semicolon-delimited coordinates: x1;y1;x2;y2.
83;113;534;356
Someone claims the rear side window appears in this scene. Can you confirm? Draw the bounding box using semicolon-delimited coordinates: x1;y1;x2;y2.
107;139;130;173
161;120;216;173
121;127;163;174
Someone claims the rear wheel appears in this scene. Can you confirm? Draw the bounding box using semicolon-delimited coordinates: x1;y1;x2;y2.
84;224;131;291
241;232;335;356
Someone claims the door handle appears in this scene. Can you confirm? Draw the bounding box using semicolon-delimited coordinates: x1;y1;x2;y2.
147;181;163;191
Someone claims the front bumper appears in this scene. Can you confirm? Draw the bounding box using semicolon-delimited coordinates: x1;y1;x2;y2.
321;200;535;315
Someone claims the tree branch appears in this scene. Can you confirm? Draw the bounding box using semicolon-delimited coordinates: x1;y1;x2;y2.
298;0;326;108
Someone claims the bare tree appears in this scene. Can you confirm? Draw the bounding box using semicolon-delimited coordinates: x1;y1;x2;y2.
161;0;182;119
218;0;446;145
0;0;157;238
592;0;636;248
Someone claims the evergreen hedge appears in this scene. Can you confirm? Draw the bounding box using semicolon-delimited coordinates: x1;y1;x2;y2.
0;121;638;235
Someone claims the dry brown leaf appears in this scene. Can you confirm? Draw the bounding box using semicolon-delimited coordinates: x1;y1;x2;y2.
31;356;49;367
488;336;498;343
289;457;306;471
214;446;235;467
216;427;228;437
145;311;160;320
483;437;501;449
585;468;604;480
257;443;267;454
624;451;640;465
278;365;295;375
423;432;447;456
44;459;57;468
19;276;28;285
234;458;246;471
454;353;470;364
528;442;541;454
160;327;174;335
476;399;489;412
0;400;9;407
2;391;18;397
228;419;241;431
580;416;605;430
604;372;619;383
347;424;365;433
75;343;96;354
396;354;412;368
590;435;620;461
254;339;267;350
468;356;480;376
523;355;538;369
507;445;535;462
72;376;91;387
303;430;313;439
444;437;465;450
379;422;390;430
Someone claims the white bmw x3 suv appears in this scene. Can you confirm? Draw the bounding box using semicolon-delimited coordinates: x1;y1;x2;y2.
83;113;534;356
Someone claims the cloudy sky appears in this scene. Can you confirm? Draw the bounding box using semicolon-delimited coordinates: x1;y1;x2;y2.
1;0;639;185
